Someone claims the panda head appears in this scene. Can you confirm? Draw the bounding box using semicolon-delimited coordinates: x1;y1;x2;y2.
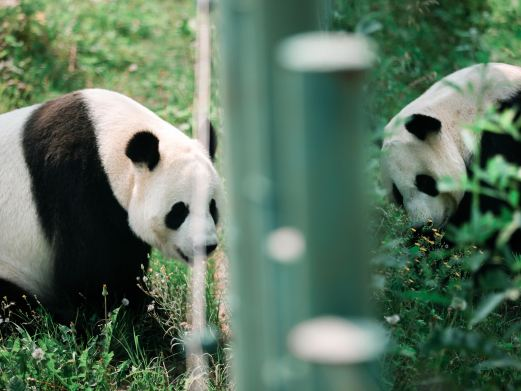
380;113;467;228
124;125;221;263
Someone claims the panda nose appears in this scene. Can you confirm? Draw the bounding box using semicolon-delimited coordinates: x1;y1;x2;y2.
206;243;217;255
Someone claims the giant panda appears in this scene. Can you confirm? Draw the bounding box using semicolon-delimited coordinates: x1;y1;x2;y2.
381;63;521;249
0;89;222;321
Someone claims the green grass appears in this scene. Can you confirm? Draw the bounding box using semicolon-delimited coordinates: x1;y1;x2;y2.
0;0;229;389
0;0;196;127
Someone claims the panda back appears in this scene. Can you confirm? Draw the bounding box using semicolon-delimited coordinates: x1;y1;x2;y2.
0;104;53;298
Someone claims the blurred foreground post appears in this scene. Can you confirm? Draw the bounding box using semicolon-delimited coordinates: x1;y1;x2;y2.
220;0;382;389
278;33;383;389
219;1;319;390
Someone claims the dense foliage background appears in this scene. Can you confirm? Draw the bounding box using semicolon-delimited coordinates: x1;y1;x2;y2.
334;1;521;390
2;0;521;389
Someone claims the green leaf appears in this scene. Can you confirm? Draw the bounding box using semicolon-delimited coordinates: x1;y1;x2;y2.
11;339;20;354
356;18;383;35
476;358;521;371
7;376;25;391
437;175;461;192
79;348;89;369
464;251;489;272
499;109;516;131
508;190;519;207
469;292;506;328
497;211;521;247
399;345;417;360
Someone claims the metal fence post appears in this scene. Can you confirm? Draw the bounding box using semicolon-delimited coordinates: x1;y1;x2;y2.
219;1;320;390
278;32;382;390
219;1;383;389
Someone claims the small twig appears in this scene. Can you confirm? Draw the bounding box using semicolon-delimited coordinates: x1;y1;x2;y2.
187;0;212;390
102;284;108;321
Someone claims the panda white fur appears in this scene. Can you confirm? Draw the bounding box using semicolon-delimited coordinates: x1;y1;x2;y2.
381;63;521;238
0;89;221;319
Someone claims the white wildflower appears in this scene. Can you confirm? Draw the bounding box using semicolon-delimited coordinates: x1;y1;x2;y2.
147;302;155;312
31;347;45;362
506;289;520;301
384;314;400;325
450;296;468;311
121;298;129;307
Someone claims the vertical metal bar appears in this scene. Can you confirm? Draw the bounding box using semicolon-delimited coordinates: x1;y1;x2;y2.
278;33;381;390
317;0;334;30
219;0;320;390
220;2;382;391
277;34;373;318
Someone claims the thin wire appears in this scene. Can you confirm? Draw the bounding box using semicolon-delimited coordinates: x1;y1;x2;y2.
187;0;211;390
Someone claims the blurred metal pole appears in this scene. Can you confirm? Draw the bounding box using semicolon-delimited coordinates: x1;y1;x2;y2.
220;0;382;389
317;0;334;30
278;33;382;390
219;1;319;390
277;32;373;321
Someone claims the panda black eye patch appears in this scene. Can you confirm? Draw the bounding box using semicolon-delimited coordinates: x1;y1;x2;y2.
415;174;439;197
210;199;219;224
165;202;189;230
392;183;404;207
405;114;441;140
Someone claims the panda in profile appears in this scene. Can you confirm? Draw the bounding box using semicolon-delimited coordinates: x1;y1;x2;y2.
0;89;222;320
381;63;521;250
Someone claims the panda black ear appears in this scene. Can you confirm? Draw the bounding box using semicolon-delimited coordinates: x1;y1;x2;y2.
126;131;160;170
209;121;217;161
405;114;441;141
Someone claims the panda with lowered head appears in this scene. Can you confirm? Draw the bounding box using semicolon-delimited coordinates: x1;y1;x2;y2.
381;63;521;250
0;89;222;321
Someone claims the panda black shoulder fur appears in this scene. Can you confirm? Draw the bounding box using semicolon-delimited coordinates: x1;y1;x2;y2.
0;88;222;320
381;63;521;249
